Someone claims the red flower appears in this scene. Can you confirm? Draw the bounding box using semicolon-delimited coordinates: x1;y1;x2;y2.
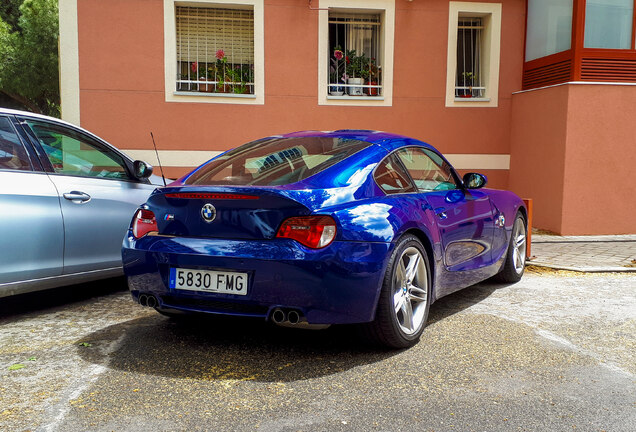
190;62;197;73
334;50;344;60
216;49;225;60
345;56;350;64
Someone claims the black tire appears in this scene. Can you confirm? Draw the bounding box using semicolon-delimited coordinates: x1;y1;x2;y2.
364;234;431;349
494;212;527;283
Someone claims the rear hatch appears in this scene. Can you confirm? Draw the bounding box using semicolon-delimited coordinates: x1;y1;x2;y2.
146;186;311;240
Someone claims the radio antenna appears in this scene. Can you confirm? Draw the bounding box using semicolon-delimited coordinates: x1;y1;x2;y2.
150;132;166;186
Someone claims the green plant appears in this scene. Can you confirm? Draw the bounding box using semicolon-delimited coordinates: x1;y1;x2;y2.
345;49;370;79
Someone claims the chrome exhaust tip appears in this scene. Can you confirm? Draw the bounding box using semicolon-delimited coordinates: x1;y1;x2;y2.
146;295;157;308
271;308;286;324
138;294;148;307
287;310;301;325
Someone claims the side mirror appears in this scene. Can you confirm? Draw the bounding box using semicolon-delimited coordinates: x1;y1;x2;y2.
132;160;154;179
463;172;487;189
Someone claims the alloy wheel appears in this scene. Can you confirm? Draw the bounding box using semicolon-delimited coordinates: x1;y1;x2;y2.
393;247;428;335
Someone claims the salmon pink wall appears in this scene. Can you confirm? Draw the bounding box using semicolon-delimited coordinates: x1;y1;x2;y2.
510;84;636;235
76;0;525;188
561;85;636;235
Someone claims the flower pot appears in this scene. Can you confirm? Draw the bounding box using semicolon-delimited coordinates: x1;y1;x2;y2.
347;78;364;96
329;84;345;96
366;80;378;96
199;78;214;93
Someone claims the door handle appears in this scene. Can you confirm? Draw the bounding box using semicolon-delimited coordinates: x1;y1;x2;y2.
434;207;447;220
63;191;91;203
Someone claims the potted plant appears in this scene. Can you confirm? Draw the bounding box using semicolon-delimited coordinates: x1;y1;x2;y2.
461;71;475;97
329;48;345;96
345;49;370;95
364;58;380;96
213;49;231;93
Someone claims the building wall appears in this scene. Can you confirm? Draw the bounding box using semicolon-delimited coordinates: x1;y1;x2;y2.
509;83;636;235
66;0;525;185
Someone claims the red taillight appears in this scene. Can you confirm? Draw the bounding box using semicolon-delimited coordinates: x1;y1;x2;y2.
276;216;337;249
165;193;258;200
132;209;158;239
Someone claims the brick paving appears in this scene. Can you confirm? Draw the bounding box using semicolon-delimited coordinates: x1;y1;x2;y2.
528;234;636;272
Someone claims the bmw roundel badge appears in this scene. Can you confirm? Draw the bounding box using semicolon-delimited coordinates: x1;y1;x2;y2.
201;203;216;223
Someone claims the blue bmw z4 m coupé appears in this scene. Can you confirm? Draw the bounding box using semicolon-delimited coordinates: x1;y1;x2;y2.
122;130;527;348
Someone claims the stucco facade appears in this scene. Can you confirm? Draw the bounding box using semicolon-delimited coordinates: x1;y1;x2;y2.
59;0;636;234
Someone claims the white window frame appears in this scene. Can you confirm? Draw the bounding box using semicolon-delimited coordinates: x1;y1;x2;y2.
445;2;502;108
164;0;264;105
318;0;395;107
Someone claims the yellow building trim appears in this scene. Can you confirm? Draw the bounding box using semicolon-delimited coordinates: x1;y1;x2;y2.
59;0;81;125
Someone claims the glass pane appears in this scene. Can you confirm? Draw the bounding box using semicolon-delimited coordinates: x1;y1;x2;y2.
0;117;31;171
456;17;484;98
373;153;416;194
526;0;573;61
186;137;371;186
396;148;459;192
176;6;255;94
328;12;382;97
25;120;130;180
584;0;633;49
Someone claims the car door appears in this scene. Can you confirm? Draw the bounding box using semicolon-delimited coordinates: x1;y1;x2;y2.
19;117;157;274
0;115;64;288
394;147;495;294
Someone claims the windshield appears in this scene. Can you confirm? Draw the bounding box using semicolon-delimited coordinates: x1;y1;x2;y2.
185;136;371;186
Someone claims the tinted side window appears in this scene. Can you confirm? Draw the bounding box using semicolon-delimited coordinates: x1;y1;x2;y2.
396;147;459;191
374;153;417;194
0;117;32;171
24;119;130;180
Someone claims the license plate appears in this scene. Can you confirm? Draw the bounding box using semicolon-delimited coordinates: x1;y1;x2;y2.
169;268;248;295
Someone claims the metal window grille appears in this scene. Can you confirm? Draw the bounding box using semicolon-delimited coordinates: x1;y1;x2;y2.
328;12;382;97
176;6;254;94
455;17;484;98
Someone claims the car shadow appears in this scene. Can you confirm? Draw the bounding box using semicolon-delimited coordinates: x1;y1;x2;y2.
427;280;502;326
76;313;398;383
75;280;507;383
0;277;128;319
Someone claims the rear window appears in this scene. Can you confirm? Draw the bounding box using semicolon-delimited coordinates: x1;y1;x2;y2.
185;136;371;186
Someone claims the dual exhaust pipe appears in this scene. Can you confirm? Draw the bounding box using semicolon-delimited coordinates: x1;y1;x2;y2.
138;293;157;308
270;308;330;330
271;308;302;325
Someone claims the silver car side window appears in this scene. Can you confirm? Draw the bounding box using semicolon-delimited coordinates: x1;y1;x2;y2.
0;117;32;171
23;120;130;180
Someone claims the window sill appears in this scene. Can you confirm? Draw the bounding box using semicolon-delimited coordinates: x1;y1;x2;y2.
326;95;385;101
173;92;256;99
453;97;491;102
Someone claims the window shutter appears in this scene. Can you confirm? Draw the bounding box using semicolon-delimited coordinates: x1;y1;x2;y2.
176;7;254;64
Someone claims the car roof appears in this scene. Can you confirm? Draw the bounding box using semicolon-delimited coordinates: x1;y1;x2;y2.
0;107;83;129
269;130;437;153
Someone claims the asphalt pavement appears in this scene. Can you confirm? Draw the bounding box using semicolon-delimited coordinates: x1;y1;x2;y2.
1;270;634;432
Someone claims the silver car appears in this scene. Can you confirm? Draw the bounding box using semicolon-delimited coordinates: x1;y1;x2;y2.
0;108;163;297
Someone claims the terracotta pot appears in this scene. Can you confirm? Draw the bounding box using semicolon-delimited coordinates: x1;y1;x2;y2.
366;80;378;96
199;77;214;93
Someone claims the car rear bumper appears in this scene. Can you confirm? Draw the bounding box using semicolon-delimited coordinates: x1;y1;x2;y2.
122;233;393;324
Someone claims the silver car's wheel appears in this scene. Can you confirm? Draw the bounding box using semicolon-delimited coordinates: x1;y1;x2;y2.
364;235;431;348
393;247;429;335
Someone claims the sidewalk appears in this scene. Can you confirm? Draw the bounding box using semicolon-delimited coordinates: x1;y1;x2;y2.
527;233;636;272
